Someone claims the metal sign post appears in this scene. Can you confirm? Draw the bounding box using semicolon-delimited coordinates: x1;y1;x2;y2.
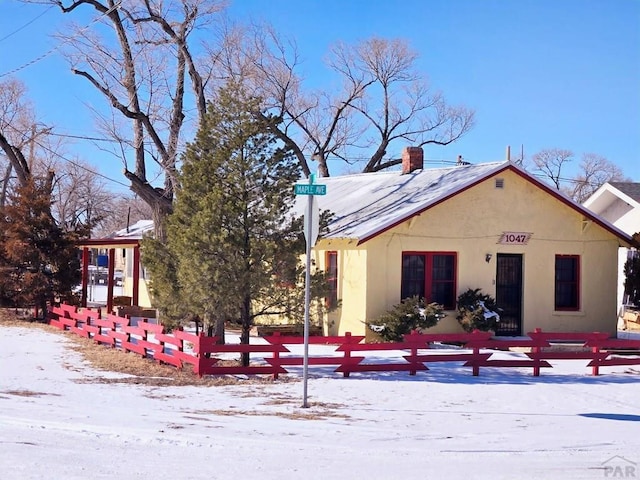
294;174;325;408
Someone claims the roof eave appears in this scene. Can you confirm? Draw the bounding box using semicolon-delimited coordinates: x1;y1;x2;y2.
77;238;142;248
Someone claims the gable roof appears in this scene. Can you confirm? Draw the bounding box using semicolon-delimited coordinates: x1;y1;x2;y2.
295;161;633;246
583;181;640;215
609;182;640;204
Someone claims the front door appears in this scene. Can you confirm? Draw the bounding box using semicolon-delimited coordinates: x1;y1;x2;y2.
495;254;523;336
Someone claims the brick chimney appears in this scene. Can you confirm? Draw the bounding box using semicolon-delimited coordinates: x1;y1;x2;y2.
401;146;424;174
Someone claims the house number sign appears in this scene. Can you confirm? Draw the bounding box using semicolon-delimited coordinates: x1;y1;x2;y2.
498;231;532;245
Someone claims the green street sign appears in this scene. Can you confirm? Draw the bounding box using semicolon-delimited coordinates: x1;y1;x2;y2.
294;184;327;195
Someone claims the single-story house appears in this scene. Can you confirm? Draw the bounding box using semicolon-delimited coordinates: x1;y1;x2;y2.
298;147;634;337
583;182;640;313
80;150;633;336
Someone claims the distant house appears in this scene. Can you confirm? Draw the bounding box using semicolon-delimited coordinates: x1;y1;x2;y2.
583;182;640;313
297;147;633;337
78;220;154;312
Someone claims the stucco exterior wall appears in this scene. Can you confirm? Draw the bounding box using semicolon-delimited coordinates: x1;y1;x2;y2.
122;255;153;309
318;169;622;337
314;239;368;336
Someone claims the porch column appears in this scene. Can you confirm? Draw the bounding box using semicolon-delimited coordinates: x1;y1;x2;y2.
132;244;140;306
81;247;89;307
106;248;116;313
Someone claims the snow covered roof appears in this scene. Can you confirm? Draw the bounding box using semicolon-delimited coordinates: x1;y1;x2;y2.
294;161;634;246
111;219;154;240
78;219;154;248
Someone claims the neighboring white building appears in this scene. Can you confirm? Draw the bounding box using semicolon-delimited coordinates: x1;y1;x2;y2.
583;182;640;311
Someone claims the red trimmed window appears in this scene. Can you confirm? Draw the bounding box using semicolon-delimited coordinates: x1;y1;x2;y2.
401;252;457;309
326;251;338;309
555;255;580;311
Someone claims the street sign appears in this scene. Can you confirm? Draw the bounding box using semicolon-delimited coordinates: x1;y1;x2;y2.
294;184;327;195
293;175;327;408
304;196;320;247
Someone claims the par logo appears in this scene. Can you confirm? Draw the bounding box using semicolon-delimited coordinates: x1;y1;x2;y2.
601;456;637;478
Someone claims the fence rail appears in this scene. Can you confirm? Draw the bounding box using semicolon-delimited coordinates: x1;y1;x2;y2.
48;304;640;378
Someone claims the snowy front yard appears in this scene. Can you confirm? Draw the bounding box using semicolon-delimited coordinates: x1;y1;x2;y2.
1;324;639;480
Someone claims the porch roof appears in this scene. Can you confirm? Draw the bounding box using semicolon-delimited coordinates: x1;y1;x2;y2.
77;220;153;248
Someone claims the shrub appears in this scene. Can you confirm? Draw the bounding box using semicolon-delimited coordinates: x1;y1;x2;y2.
367;296;445;342
456;288;500;333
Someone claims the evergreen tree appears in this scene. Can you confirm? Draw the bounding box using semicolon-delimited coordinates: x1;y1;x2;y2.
143;82;330;365
0;177;83;316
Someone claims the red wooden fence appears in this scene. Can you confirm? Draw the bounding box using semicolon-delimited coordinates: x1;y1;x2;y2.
48;304;640;378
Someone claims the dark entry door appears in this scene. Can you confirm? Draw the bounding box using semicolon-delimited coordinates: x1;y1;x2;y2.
495;254;523;336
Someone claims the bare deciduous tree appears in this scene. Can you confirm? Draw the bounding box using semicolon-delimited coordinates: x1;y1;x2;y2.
93;195;153;237
0;78;37;193
569;153;628;203
244;32;475;176
531;148;629;202
49;160;113;233
38;0;227;238
0;78;123;235
532;148;574;190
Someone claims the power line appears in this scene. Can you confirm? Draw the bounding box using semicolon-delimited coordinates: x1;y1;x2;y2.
48;132;121;143
0;1;122;79
30;137;131;190
0;5;55;44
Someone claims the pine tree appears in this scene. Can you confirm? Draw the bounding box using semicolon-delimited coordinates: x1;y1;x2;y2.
143;82;328;365
0;177;83;316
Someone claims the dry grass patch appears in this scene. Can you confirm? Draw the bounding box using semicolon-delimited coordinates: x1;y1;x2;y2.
190;405;350;421
65;335;294;387
0;309;296;388
0;308;47;328
1;389;60;398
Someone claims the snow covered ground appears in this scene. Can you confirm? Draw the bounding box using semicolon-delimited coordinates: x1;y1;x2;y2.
84;285;124;306
1;324;640;480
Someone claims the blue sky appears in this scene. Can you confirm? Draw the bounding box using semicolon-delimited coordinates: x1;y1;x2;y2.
1;0;638;193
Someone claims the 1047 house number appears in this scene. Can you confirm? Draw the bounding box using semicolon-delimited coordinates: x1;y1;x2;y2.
498;232;532;245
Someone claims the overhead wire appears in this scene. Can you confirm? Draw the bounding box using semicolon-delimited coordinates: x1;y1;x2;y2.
0;5;55;44
0;1;123;79
48;131;121;143
30;136;131;190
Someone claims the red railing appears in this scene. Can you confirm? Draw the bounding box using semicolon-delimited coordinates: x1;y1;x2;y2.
48;304;640;378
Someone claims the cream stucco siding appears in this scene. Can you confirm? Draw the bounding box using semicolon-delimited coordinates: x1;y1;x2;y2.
314;239;368;336
122;277;153;309
316;170;623;337
122;254;153;309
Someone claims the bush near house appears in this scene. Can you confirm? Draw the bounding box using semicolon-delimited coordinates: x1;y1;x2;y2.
367;296;445;342
456;288;500;333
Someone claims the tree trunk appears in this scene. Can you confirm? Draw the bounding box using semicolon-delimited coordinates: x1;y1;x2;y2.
214;316;225;345
0;132;30;186
123;169;173;240
0;163;12;208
